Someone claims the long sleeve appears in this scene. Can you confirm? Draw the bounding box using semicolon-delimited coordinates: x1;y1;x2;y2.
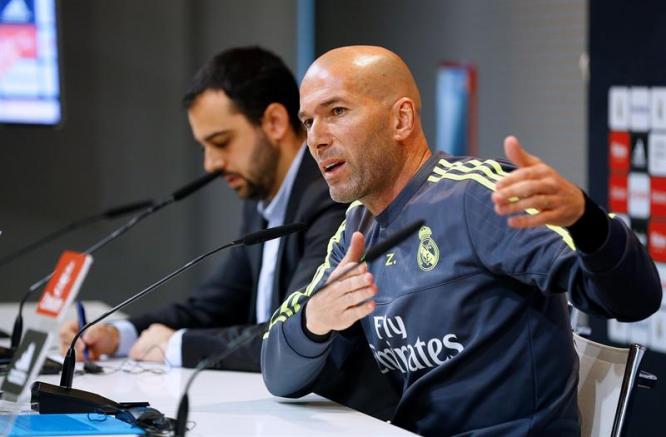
261;218;347;396
463;182;662;322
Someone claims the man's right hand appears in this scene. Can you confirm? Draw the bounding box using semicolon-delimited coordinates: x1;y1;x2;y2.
58;320;119;361
305;232;378;336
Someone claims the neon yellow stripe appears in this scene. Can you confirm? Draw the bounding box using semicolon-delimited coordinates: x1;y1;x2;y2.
305;219;347;296
547;225;575;249
436;158;505;181
436;171;498;191
432;171;575;250
265;202;364;336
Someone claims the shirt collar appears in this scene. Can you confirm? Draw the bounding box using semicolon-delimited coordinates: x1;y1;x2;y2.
257;145;306;223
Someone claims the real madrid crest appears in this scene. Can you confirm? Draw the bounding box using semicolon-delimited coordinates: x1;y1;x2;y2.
417;225;439;271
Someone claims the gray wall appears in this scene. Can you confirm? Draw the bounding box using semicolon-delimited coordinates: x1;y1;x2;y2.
0;0;299;316
315;0;588;187
1;0;588;316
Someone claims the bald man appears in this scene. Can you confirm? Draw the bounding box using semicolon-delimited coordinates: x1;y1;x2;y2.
261;46;662;436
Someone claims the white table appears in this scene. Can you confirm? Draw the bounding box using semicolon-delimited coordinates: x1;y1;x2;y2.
2;362;416;436
0;299;416;436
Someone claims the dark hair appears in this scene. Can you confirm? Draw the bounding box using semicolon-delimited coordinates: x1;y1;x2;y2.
183;46;302;133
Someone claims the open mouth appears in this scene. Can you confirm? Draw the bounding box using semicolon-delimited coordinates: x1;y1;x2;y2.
322;160;345;174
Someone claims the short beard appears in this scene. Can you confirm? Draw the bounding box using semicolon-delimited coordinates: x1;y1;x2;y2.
329;122;400;205
242;132;280;201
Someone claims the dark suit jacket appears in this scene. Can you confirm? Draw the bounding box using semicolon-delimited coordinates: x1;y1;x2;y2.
129;152;345;371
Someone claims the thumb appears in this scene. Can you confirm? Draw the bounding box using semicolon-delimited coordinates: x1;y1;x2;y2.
82;326;101;346
504;135;539;168
341;231;366;265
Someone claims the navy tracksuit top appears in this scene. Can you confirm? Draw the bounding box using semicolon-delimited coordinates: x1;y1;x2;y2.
261;152;662;436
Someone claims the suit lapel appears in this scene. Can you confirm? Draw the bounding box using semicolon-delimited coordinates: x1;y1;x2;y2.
271;151;320;304
247;212;267;323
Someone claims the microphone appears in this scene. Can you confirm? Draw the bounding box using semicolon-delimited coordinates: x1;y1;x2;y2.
7;172;220;351
174;328;259;436
241;222;306;245
0;200;154;269
173;219;424;436
31;223;306;414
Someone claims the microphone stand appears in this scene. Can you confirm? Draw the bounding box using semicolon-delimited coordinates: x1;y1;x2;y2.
0;200;153;361
0;200;154;269
31;223;305;414
6;172;220;351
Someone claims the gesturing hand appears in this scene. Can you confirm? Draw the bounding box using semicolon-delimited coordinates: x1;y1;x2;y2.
305;232;378;336
492;136;585;228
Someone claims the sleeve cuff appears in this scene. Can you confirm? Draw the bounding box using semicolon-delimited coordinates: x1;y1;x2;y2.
282;310;333;358
110;319;138;357
165;329;185;367
301;300;331;343
567;191;609;254
577;217;629;273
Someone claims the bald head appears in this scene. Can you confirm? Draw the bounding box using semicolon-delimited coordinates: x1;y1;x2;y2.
298;45;431;215
303;45;421;111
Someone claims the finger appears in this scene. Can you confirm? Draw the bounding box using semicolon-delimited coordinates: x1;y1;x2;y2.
495;194;557;216
83;326;110;355
327;260;367;285
82;326;101;345
74;339;85;361
493;179;557;205
341;232;365;265
129;344;141;361
504;136;541;168
337;271;375;296
342;284;378;309
494;165;551;190
342;299;376;325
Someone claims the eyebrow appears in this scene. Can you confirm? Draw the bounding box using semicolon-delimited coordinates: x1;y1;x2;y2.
299;97;347;120
202;129;231;143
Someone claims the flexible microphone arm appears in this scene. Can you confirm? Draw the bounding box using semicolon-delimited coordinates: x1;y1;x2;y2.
173;219;425;436
174;328;259;436
29;223;305;415
0;200;154;269
59;222;306;388
9;172;221;350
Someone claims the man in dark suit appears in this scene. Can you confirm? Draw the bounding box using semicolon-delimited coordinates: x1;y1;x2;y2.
58;46;347;372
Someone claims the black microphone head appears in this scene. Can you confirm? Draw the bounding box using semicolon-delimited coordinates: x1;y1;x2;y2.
241;223;306;246
103;200;155;218
171;171;221;202
364;219;425;262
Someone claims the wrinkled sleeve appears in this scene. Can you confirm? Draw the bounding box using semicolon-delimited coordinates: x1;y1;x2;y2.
463;182;662;322
261;219;349;397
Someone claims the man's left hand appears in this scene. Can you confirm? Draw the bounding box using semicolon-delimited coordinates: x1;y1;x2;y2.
129;323;175;362
492;135;584;228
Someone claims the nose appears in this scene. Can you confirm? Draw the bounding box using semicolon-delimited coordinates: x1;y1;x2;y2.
203;147;226;173
307;118;331;152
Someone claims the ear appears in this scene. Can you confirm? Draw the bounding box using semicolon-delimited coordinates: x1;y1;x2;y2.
392;97;416;142
261;103;290;144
